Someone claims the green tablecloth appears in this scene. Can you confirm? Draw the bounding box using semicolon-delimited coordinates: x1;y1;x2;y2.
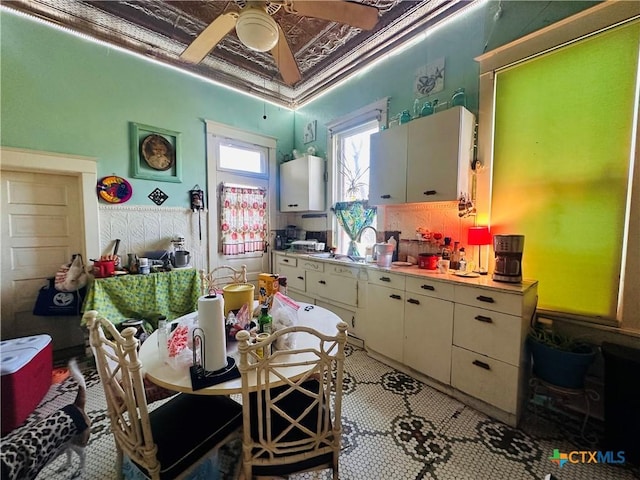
82;268;201;328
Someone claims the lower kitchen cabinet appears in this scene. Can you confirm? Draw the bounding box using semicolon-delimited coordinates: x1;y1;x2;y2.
404;293;454;385
366;283;404;363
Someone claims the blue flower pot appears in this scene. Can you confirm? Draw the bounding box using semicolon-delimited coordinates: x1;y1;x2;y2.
527;335;596;389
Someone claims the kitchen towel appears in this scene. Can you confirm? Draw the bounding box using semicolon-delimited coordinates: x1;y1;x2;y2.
197;294;227;372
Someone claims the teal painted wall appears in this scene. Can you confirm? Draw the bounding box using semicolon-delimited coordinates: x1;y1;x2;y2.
1;1;597;205
0;10;294;206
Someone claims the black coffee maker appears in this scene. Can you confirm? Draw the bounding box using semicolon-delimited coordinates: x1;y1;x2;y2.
492;235;524;283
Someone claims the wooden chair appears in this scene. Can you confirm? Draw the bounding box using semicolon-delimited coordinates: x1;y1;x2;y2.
235;321;349;479
84;310;243;480
200;265;248;296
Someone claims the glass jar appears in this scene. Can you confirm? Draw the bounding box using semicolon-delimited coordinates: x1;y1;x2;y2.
451;88;466;107
399;110;411;125
420;101;434;117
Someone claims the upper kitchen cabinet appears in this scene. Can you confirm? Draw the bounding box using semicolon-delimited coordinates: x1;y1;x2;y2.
369;106;475;205
279;155;325;212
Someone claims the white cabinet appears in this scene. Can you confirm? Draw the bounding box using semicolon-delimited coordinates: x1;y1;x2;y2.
366;283;405;363
403;277;454;385
450;283;538;425
369;106;475;205
279;155;325;212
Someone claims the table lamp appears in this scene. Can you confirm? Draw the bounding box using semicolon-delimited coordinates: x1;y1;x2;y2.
467;226;491;274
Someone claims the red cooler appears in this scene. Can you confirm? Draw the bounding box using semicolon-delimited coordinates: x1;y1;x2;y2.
1;334;53;435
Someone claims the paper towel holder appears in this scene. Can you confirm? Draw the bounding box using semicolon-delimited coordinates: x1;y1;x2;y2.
190;327;240;390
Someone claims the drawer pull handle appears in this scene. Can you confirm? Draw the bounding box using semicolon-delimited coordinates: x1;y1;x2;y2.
477;295;495;303
297;276;304;280
380;276;391;282
475;315;493;323
283;259;289;263
390;294;402;300
423;190;437;196
319;280;326;285
381;194;391;199
407;298;420;305
472;360;491;370
421;284;435;291
288;204;298;207
351;315;355;328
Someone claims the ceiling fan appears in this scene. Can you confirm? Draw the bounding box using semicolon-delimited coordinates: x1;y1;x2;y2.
180;1;379;85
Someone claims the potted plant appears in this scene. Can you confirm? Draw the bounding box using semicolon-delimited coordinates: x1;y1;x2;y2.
527;324;597;390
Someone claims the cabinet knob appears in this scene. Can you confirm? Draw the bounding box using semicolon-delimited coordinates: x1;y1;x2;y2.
472;359;491;370
390;294;402;300
407;298;420;305
475;315;493;323
381;194;391;199
423;190;437;196
421;284;435;291
380;276;391;282
476;295;495;303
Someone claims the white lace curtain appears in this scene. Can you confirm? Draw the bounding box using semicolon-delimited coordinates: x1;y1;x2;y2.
219;184;267;255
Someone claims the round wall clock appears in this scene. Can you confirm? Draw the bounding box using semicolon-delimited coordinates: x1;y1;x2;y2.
97;176;133;203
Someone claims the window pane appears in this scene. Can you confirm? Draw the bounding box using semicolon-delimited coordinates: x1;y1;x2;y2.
219;144;265;174
492;22;639;319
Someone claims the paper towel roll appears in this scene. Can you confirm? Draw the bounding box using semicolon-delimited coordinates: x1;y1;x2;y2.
198;294;227;372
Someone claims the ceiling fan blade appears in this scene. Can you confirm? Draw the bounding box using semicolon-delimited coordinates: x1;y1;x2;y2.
291;1;379;30
180;12;238;64
270;25;301;85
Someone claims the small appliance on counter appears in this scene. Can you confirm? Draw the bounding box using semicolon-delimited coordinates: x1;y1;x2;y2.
492;234;524;283
170;235;191;268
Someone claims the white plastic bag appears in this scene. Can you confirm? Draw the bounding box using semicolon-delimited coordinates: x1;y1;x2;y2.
270;292;300;351
166;315;197;370
55;254;88;292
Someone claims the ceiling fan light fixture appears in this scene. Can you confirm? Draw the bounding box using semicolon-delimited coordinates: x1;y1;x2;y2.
236;7;279;52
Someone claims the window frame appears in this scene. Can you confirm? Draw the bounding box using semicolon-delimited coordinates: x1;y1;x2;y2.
475;3;640;332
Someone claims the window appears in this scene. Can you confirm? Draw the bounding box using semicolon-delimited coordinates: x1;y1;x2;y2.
217;139;268;177
328;99;388;255
477;9;639;330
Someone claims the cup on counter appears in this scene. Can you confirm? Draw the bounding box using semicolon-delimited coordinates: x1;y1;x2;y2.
437;259;450;274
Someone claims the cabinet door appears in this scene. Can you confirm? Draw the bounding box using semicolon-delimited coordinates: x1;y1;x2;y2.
369;126;407;205
404;294;454;384
280;155;324;212
365;284;404;362
307;271;357;307
406;107;474;203
278;264;306;293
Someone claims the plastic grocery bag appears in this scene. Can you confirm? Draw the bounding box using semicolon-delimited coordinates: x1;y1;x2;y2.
270;292;300;351
166;315;197;370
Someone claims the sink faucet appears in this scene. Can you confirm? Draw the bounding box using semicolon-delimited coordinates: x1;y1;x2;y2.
355;226;379;243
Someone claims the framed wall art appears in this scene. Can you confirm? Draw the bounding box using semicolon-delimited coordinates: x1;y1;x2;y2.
130;122;182;182
303;120;317;144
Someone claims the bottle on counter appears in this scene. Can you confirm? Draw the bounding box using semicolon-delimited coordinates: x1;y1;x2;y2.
458;248;467;272
451;241;460;270
258;305;273;334
442;237;452;261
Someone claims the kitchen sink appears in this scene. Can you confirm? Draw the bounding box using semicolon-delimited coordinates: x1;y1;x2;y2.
309;253;365;263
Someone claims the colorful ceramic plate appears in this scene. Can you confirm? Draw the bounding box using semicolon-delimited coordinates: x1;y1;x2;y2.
97;176;133;203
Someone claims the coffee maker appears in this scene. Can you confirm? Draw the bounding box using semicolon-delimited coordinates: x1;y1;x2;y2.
492;235;524;283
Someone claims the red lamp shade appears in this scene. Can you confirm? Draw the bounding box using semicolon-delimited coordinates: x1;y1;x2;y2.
468;226;491;246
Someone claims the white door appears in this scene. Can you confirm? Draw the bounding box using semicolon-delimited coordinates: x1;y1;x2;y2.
0;170;86;348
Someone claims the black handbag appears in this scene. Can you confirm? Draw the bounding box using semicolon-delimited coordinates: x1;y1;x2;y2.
33;278;87;316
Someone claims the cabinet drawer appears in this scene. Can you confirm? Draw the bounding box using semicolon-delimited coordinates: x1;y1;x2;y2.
275;255;297;268
451;346;519;414
307;271;357;307
453;304;523;366
454;285;522;316
326;263;360;278
367;271;405;290
405;276;454;301
299;258;324;272
278;265;305;292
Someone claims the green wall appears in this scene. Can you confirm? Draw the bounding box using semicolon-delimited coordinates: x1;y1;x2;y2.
0;10;294;206
1;2;597;205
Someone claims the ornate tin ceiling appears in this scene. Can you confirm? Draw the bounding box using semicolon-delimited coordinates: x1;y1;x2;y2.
3;0;472;107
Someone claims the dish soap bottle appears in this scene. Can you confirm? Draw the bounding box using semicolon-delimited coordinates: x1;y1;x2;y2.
258;305;272;334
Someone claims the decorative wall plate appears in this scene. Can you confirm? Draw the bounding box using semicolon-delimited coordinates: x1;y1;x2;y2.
97;176;133;203
141;134;174;171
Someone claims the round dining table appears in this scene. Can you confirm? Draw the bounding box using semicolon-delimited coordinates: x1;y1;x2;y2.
138;302;344;395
